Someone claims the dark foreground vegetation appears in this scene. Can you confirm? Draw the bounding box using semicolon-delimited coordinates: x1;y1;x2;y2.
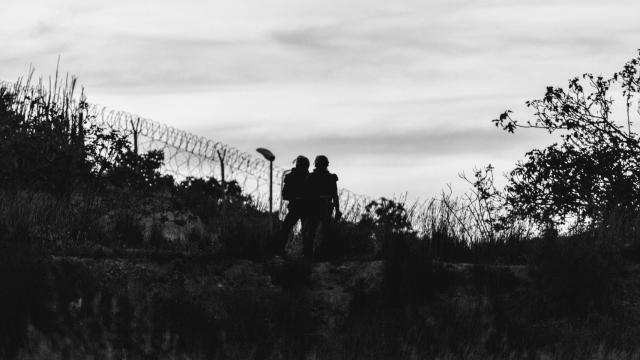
3;53;640;358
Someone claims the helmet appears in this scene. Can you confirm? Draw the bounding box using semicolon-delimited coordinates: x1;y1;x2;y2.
314;155;329;169
294;155;310;169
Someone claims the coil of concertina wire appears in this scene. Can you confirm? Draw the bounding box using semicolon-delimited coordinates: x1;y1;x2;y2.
85;104;371;217
0;78;372;218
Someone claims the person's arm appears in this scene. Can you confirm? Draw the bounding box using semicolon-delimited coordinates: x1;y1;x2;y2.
281;173;290;201
332;174;342;220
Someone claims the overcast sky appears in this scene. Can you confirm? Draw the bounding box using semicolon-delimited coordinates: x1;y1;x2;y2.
2;0;640;200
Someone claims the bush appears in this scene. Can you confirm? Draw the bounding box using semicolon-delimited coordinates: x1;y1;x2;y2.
218;213;273;259
0;251;50;358
528;232;623;318
110;210;145;248
103;149;175;191
334;220;377;259
0;74;173;195
494;51;640;228
174;177;252;225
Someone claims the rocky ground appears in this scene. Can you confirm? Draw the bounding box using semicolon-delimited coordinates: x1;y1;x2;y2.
6;253;521;359
6;253;640;359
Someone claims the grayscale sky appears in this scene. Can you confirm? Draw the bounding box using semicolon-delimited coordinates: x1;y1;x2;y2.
2;0;640;200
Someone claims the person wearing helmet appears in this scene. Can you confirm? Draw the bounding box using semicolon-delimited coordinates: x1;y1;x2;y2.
303;155;342;260
275;155;311;255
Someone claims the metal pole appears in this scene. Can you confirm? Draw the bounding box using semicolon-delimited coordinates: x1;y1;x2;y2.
269;160;273;232
131;118;140;155
217;150;226;183
255;148;276;233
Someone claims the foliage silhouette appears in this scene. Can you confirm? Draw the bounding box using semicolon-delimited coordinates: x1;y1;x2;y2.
175;177;251;223
494;50;640;228
528;232;622;319
360;198;414;235
0;74;171;194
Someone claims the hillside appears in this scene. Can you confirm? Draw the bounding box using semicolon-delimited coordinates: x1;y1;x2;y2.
6;253;640;359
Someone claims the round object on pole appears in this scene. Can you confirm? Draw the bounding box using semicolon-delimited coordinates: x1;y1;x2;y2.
256;148;275;161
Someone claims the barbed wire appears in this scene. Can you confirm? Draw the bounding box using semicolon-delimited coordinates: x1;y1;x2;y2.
85;103;372;218
0;78;372;219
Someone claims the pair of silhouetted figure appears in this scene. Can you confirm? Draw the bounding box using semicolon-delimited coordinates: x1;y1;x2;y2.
277;155;342;259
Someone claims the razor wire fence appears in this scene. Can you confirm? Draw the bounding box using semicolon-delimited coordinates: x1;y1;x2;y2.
86;104;372;219
0;76;372;219
86;106;550;242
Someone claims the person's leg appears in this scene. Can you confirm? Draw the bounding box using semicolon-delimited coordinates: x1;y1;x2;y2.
318;210;335;260
302;216;319;260
277;209;301;255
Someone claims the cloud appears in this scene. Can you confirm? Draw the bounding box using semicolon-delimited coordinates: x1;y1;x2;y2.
5;0;639;93
196;122;550;166
277;128;546;157
2;0;640;199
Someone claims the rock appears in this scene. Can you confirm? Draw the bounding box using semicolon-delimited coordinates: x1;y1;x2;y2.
139;210;207;245
97;203;220;250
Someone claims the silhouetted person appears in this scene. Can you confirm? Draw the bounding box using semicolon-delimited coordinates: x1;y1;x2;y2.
276;155;310;255
303;155;341;260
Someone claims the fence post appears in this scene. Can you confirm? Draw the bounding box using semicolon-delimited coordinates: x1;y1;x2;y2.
217;149;227;183
130;117;141;155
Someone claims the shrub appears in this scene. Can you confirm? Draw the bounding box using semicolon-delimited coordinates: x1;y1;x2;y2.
528;232;623;318
494;51;640;228
335;220;377;259
110;210;145;248
0;72;172;195
174;177;252;225
103;149;175;191
217;213;273;259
